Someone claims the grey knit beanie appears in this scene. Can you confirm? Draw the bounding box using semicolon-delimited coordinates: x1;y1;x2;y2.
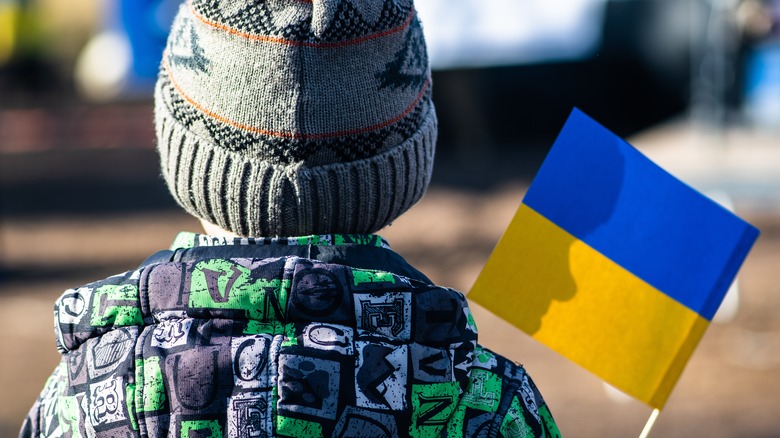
154;0;437;237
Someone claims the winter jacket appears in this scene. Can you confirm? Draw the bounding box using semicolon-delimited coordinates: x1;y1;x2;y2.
21;233;560;437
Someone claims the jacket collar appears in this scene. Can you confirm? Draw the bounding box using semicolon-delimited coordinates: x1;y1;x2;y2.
170;232;392;251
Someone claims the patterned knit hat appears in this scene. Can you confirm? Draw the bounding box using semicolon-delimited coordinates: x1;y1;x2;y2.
154;0;437;237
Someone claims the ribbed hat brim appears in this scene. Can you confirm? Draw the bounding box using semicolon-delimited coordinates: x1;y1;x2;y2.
155;81;437;237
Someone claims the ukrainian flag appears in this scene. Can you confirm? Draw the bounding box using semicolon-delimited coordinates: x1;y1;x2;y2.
469;109;760;409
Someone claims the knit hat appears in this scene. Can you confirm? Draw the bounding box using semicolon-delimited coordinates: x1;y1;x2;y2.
154;0;437;237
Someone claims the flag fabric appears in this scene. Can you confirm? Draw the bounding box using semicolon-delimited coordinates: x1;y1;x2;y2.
468;108;760;409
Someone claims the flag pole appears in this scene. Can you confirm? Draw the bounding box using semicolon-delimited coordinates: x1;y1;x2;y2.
639;409;661;438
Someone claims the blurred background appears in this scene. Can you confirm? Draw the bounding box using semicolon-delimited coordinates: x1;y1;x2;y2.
1;0;779;436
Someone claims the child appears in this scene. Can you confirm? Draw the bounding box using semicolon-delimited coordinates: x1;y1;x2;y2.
22;1;560;436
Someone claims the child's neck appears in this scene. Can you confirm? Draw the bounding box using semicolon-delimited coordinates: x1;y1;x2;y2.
199;218;241;238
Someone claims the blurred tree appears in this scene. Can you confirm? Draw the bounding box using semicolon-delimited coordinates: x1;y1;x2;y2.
0;0;99;105
0;0;18;66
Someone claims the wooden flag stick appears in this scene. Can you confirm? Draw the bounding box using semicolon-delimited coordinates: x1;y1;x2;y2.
639;409;661;438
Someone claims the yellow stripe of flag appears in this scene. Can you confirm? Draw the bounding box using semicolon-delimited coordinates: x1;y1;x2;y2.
470;204;709;408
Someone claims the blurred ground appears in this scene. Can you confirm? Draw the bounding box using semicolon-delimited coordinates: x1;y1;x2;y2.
1;106;779;437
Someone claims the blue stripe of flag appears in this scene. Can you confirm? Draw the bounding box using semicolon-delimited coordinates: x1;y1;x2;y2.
522;108;760;320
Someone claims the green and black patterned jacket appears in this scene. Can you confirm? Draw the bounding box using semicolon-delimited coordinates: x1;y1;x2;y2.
21;233;560;437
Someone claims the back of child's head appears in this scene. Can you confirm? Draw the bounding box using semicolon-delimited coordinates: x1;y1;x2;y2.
154;0;437;237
